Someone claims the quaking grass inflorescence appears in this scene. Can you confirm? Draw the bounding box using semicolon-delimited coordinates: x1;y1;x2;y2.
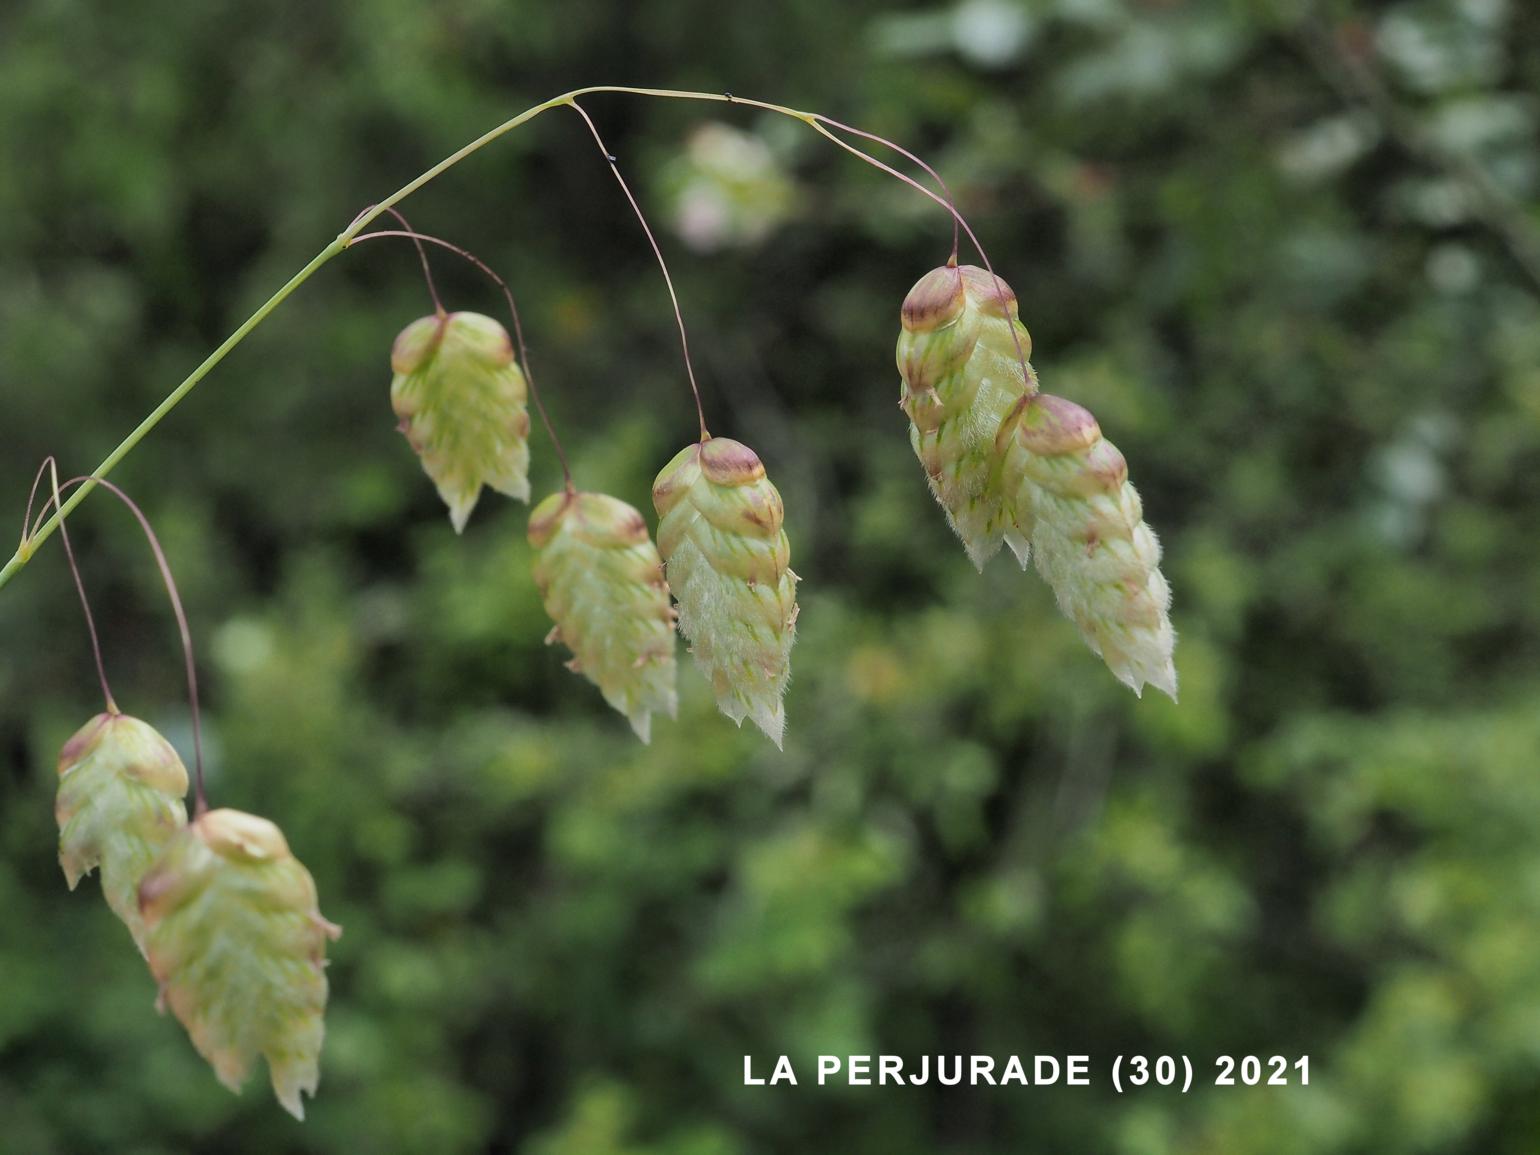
8;84;1183;1121
141;808;341;1121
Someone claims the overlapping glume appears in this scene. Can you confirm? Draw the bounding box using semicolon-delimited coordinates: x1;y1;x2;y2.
652;437;798;747
140;808;341;1120
1001;393;1177;700
390;310;532;532
529;490;679;742
896;263;1038;570
55;711;189;954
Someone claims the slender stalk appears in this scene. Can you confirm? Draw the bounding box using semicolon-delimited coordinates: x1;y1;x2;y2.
373;206;446;315
814;114;960;262
20;458;47;547
24;458;117;712
2;85;1000;589
803;120;1032;393
348;228;574;489
348;87;819;234
2;239;343;590
569;100;710;442
44;476;209;816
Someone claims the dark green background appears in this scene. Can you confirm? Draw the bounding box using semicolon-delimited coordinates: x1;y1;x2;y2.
4;0;1540;1150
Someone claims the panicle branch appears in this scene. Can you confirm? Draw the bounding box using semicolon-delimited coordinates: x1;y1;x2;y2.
24;458;117;712
568;99;710;442
811;113;960;262
29;474;208;816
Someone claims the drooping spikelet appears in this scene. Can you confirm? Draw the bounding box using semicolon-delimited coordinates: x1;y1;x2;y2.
139;808;342;1120
55;712;189;954
652;437;798;747
896;263;1039;570
1003;393;1177;700
528;489;679;743
390;310;532;532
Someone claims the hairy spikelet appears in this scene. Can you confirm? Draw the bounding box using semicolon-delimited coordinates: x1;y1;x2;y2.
652;437;798;747
390;310;531;532
896;263;1038;570
1003;393;1177;700
529;490;679;742
140;809;342;1120
55;712;189;954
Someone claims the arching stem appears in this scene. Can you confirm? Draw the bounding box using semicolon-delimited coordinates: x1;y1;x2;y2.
348;228;574;490
568;100;710;443
2;85;1013;589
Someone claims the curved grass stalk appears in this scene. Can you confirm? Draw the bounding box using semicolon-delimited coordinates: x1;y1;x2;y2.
2;85;987;590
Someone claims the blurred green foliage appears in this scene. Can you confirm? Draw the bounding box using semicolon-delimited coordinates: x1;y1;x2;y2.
3;0;1540;1150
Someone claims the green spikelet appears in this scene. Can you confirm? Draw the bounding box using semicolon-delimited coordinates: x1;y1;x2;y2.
140;808;342;1120
896;263;1038;570
528;489;679;743
652;437;798;748
390;310;532;532
1003;393;1177;700
55;712;189;954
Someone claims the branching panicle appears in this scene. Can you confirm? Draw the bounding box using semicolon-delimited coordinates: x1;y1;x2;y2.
6;83;1184;1125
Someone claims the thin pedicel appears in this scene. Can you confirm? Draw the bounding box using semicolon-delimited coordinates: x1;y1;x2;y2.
569;99;710;443
812;113;961;263
23;457;117;713
27;473;209;816
803;118;1031;397
378;205;446;316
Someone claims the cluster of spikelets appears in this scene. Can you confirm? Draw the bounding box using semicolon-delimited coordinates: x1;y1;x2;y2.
391;310;799;747
54;712;339;1119
44;255;1177;1122
896;262;1177;700
389;263;1174;756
